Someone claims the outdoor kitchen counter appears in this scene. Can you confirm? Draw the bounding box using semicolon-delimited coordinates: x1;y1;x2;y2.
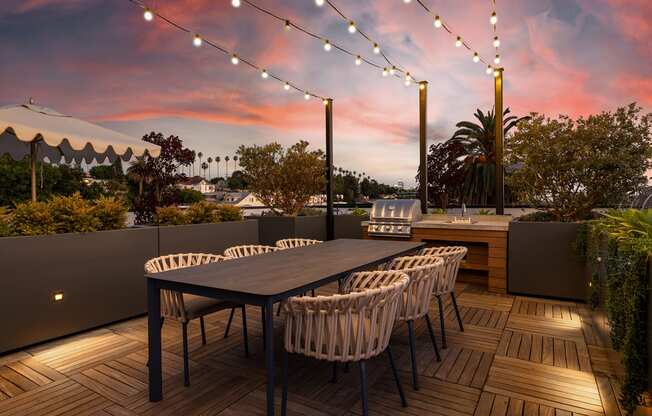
363;214;511;294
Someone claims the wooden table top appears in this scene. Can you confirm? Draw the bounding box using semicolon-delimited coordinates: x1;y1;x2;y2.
146;239;424;297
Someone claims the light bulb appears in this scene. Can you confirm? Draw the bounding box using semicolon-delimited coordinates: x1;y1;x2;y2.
231;0;241;7
323;40;331;51
389;66;396;75
404;78;411;87
284;20;291;31
486;65;493;75
494;69;500;77
231;54;239;65
473;52;480;63
261;69;269;79
382;68;389;77
315;0;324;6
455;36;462;47
143;8;154;21
493;36;500;47
405;73;412;86
193;34;202;47
348;21;356;33
434;15;442;28
284;82;290;91
304;92;311;100
490;12;498;25
403;0;411;3
355;55;362;66
323;99;329;106
419;83;425;90
373;43;380;54
494;54;500;64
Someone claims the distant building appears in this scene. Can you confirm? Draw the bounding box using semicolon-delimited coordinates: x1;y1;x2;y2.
178;176;215;194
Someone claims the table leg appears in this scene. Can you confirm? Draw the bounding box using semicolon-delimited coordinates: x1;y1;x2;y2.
147;280;162;401
264;299;275;415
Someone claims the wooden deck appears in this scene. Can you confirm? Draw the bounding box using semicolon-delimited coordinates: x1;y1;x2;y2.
0;283;632;415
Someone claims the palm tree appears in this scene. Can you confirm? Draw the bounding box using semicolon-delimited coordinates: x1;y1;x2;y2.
233;155;238;172
201;162;208;178
215;156;221;178
207;157;213;179
449;107;529;205
197;152;203;177
191;151;197;177
225;156;230;177
127;159;150;196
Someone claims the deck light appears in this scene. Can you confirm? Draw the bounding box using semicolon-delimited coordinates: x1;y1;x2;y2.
473;52;480;63
373;43;380;54
434;16;442;28
261;69;269;79
231;54;239;65
455;36;462;47
490;12;498;25
348;21;357;33
53;291;64;302
323;40;332;51
355;55;362;66
193;34;202;47
493;36;500;47
143;8;154;21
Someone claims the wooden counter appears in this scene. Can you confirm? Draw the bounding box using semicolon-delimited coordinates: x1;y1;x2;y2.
363;216;510;294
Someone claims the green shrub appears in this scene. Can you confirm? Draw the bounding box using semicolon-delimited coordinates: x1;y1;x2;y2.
92;196;128;230
185;201;219;224
0;207;11;237
10;201;56;236
350;207;369;218
298;207;324;216
155;206;188;226
48;193;99;233
431;208;447;214
477;209;493;215
215;205;243;222
178;188;204;204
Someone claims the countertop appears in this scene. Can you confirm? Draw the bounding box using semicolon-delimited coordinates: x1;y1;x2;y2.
363;214;511;232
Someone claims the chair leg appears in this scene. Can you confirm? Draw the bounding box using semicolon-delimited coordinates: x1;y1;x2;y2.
276;302;282;316
224;307;236;339
281;349;289;416
241;306;249;357
261;306;267;351
437;295;447;349
386;345;407;407
451;292;464;332
424;314;442;362
200;316;207;345
358;361;369;416
182;322;190;387
406;320;419;391
311;289;315;297
330;362;338;383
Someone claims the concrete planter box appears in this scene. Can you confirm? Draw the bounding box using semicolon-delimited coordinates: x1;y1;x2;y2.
334;215;364;239
158;220;259;255
0;227;158;353
508;221;587;300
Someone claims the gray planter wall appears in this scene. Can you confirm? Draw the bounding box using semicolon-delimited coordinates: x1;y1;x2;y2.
256;215;364;245
334;215;364;239
508;221;587;300
0;228;158;353
159;220;259;256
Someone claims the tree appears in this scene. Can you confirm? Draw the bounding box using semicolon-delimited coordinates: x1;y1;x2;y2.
226;170;248;190
233;155;238;171
420;140;467;208
90;159;124;180
451;107;529;205
225;156;230;177
215;156;221;177
506;104;652;221
207;157;213;179
237;141;325;216
127;159;150;197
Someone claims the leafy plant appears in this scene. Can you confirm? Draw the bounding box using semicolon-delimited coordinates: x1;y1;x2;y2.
93;196;128;230
47;193;99;234
350;207;369;218
10;201;56;236
214;204;243;222
477;209;493;215
0;207;12;237
185;201;219;224
507;104;652;221
155;206;188;226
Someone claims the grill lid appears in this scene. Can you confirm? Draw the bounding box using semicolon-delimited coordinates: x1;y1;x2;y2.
370;199;422;221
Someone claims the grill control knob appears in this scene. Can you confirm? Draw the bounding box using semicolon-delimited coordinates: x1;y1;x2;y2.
397;226;403;232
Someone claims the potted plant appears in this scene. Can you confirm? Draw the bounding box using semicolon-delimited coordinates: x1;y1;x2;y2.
506;104;652;300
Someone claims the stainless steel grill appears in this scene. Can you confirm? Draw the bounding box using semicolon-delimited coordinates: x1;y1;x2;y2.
367;199;422;238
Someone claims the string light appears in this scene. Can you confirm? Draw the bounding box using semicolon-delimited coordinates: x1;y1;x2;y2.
284;20;291;31
382;67;389;77
490;11;498;25
315;0;324;6
128;0;327;101
323;99;329;105
355;55;362;65
491;0;502;71
494;54;500;64
373;43;380;54
143;8;153;21
389;66;396;75
473;52;480;63
493;36;500;47
323;40;332;51
419;82;426;90
486;65;493;75
304;92;311;100
455;36;463;47
348;21;357;34
231;0;241;7
403;0;412;3
405;72;412;86
434;15;442;28
494;68;500;77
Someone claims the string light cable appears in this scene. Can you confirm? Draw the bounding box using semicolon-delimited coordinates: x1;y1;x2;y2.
407;0;498;76
233;0;421;84
129;0;329;102
490;0;501;67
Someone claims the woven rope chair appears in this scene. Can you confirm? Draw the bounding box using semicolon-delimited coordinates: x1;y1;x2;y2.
418;246;468;349
281;270;410;416
223;244;278;259
275;238;322;249
144;253;249;386
383;255;445;390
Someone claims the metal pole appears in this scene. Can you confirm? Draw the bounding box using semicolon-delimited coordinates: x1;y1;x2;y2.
325;98;334;240
419;81;428;214
30;142;37;202
494;68;504;215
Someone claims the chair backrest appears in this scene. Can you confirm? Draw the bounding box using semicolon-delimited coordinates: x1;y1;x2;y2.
385;256;445;321
418;246;468;294
275;238;322;249
224;244;278;259
284;270;409;362
144;253;228;321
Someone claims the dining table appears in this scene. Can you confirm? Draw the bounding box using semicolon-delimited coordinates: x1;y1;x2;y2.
146;238;425;415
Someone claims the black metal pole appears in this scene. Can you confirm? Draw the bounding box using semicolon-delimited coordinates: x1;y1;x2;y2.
325;98;334;240
494;69;504;215
419;81;428;214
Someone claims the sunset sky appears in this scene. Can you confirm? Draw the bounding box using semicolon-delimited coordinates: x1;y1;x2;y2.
1;0;650;184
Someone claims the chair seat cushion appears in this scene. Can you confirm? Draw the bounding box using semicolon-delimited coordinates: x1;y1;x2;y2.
183;294;239;320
